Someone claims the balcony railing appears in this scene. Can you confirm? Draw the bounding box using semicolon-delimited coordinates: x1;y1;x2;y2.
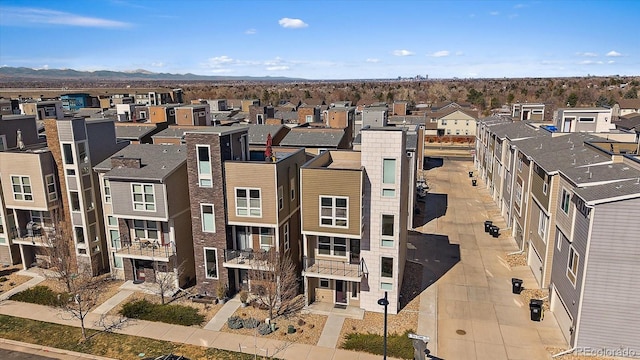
9;226;54;246
113;239;175;259
223;248;272;270
302;256;366;279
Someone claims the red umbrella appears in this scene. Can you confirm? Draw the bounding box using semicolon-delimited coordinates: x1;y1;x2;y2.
265;133;273;160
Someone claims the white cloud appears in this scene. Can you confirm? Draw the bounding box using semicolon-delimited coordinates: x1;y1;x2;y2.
206;56;235;66
366;58;380;63
429;50;450;57
151;62;164;67
209;69;233;74
577;52;598;57
266;65;290;71
0;6;131;28
245;28;257;35
608;60;615;64
489;11;499;16
455;51;464;56
278;18;308;29
606;50;622;57
392;50;414;56
578;60;603;65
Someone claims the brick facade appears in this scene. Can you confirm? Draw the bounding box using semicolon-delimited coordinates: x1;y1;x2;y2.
185;133;230;294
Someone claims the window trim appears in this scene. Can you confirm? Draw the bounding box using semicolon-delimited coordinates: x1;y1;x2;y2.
196;144;213;188
45;174;57;202
284;222;290;251
204;247;219;279
290;177;295;200
103;178;111;203
538;210;548;242
381;214;395;247
319;195;348;228
131;183;156;212
561;188;570;214
542;181;548;195
567;246;579;286
259;227;274;250
278;186;284;211
578;117;595;123
235;187;262;217
201;203;216;233
317;236;347;258
132;220;159;241
11;175;33;201
319;278;330;288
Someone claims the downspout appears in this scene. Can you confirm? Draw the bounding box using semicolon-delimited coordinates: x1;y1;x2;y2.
551;347;577;358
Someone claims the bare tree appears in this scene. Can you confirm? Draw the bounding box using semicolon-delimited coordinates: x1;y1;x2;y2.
58;268;105;341
153;259;186;304
43;216;78;293
248;249;299;320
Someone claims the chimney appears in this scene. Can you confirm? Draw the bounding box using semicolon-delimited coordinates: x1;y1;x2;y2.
111;156;142;169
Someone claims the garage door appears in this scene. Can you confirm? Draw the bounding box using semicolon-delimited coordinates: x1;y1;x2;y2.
551;286;573;344
528;244;543;287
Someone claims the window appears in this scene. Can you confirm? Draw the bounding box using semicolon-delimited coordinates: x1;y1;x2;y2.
446;129;451;135
454;120;458;125
113;254;123;268
66;169;76;176
110;229;120;247
204;248;218;279
381;214;394;247
319;278;329;288
320;196;348;227
382;159;396;197
201;204;215;233
30;211;51;227
578;117;595;122
290;177;295;200
284;222;290;251
107;216;117;227
75;227;85;244
45;174;57;201
542;181;548;195
63;143;74;164
78;142;87;163
306;115;313;122
196;145;212;187
441;119;447;125
278;186;284;210
84;188;94;210
561;189;570;214
259;227;274;250
556;231;562;251
567;246;579;285
518;158;523;172
70;191;81;211
236;188;261;217
456;129;461;135
466;120;470;126
538;210;548;242
132;183;155;211
133;220;158;240
317;236;347;257
0;135;5;151
103;179;111;203
381;257;393;290
351;282;359;298
11;176;32;201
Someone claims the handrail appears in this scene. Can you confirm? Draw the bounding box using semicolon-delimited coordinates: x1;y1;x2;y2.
303;256;364;277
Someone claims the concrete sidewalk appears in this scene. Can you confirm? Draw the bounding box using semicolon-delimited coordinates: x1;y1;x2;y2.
0;300;395;360
91;290;134;315
0;338;116;360
316;314;345;348
0;273;44;302
203;298;241;331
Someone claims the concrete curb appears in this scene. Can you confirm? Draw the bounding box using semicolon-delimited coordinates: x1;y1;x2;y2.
0;338;117;360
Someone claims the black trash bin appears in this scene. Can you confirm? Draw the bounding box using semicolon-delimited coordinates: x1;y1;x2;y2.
490;225;500;238
530;299;544;321
484;220;493;232
511;278;523;294
468;171;473;178
472;179;477;186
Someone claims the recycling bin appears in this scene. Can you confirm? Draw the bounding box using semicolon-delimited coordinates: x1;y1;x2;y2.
490;225;500;238
530;299;544;321
484;220;493;233
472;179;477;186
511;278;523;294
468;171;473;178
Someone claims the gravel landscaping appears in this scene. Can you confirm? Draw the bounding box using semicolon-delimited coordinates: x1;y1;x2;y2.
0;265;31;293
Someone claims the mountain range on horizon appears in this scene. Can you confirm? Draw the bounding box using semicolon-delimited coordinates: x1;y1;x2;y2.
0;66;304;81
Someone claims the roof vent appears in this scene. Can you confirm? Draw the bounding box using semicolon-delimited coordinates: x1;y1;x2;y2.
589;172;592;179
616;185;623;189
622;167;629;171
163;148;168;153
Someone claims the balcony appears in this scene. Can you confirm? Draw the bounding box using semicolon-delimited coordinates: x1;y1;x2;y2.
113;238;174;261
302;256;366;281
222;249;272;270
9;226;54;247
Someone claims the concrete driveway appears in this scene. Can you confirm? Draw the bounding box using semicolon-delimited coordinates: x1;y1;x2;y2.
413;158;567;360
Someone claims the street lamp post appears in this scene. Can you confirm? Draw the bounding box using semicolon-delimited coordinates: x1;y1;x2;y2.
377;291;389;360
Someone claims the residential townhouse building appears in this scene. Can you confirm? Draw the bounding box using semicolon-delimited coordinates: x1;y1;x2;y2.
61;93;95;111
549;162;640;354
297;105;321;124
148;105;178;124
19;100;65;120
301;127;409;314
429;108;478;136
361;105;389;128
511;103;546;121
94;144;194;286
175;104;211;126
555;107;614;133
279;127;350;155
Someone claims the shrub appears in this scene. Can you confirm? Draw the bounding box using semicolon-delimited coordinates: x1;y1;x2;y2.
239;290;248;303
297;319;306;326
227;316;243;329
9;286;68;307
257;323;272;335
0;277;8;282
342;330;415;360
120;299;204;326
242;318;259;329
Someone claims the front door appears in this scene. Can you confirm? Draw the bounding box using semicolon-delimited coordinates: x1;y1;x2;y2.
563;119;572;132
236;226;251;250
335;280;347;304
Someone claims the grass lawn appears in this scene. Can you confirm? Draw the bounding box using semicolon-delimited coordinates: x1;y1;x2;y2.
341;330;416;360
0;315;269;360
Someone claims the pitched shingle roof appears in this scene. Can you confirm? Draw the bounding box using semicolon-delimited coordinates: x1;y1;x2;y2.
574;177;640;204
94;144;186;181
245;124;286;145
115;124;158;140
279;128;346;147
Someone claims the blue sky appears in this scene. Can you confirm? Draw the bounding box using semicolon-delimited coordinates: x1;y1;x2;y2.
0;0;638;79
